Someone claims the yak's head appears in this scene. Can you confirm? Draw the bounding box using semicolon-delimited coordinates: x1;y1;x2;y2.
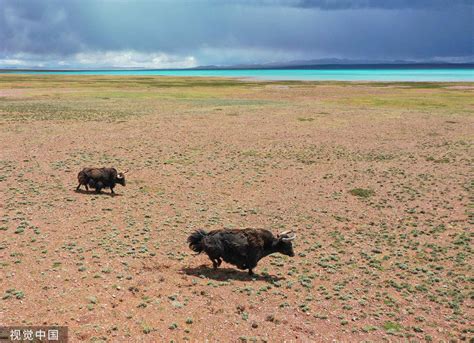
275;230;296;257
116;170;128;186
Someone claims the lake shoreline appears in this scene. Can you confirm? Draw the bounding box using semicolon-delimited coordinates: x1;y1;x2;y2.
1;66;473;82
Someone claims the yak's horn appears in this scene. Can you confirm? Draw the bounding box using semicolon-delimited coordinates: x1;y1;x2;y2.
281;233;296;242
278;230;293;237
122;169;130;174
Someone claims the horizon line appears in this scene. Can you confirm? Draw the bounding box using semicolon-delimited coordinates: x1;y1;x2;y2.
2;62;474;72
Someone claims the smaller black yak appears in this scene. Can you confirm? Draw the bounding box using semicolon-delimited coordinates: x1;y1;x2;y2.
187;228;296;275
76;167;127;194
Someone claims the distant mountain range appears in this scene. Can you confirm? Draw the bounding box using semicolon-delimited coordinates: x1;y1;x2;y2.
193;58;474;70
1;58;473;71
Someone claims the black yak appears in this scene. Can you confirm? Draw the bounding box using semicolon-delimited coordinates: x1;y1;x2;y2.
187;228;296;275
76;167;127;194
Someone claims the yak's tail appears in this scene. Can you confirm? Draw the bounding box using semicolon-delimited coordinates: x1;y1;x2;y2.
77;170;88;185
187;229;208;254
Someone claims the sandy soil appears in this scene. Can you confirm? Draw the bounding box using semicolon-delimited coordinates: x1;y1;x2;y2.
0;75;473;342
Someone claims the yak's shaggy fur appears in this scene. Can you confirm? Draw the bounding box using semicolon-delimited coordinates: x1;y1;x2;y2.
187;228;296;275
76;167;127;194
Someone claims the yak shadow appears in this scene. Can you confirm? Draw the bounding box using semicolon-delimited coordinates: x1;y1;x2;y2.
74;189;122;197
181;265;285;283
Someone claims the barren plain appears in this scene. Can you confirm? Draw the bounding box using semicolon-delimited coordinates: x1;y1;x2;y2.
0;75;473;342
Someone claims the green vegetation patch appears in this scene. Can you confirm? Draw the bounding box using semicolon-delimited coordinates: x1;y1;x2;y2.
349;188;375;198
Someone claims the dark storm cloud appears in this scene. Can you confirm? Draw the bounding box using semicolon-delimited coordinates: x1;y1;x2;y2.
0;0;472;67
284;0;472;10
0;0;84;55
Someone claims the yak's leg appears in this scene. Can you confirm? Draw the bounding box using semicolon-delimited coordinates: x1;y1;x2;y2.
211;259;219;270
247;260;257;276
110;186;115;194
95;181;103;193
85;184;89;191
210;255;222;269
76;183;81;191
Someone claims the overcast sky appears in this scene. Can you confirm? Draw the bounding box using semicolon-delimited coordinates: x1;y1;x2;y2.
1;0;473;68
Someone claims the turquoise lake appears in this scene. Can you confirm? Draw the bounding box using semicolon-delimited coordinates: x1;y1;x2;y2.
2;68;474;82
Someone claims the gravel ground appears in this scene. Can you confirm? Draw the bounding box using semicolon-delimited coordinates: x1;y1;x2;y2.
0;76;473;342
